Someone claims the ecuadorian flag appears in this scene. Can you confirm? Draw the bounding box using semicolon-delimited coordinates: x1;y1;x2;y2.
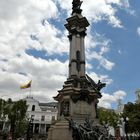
20;80;32;89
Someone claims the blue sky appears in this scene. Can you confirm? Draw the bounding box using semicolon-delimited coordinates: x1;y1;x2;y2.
0;0;140;109
93;0;140;103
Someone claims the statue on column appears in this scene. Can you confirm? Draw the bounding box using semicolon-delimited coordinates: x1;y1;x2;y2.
72;0;83;14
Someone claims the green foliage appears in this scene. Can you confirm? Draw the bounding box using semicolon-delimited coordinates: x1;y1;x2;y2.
15;119;28;138
123;102;140;135
0;98;28;138
0;99;5;119
98;108;119;128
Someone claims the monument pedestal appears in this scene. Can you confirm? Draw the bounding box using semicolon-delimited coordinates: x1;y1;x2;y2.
54;77;101;121
47;120;73;140
48;76;102;140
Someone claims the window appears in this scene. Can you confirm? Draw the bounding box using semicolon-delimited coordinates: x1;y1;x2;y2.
32;105;35;111
31;115;35;120
76;51;80;60
76;51;81;71
52;116;55;121
41;115;45;121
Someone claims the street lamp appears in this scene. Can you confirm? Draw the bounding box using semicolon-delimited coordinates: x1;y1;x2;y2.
121;117;129;140
124;117;129;140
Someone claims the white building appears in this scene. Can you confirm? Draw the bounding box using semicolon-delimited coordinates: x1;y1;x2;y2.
24;96;58;134
116;99;124;115
115;99;125;137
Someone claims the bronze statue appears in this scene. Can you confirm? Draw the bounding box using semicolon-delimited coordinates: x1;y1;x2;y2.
86;74;106;92
66;118;110;140
72;0;83;14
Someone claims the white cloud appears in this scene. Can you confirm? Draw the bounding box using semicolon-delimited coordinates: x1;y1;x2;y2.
86;33;115;71
99;90;126;108
0;0;59;59
0;0;69;102
100;58;115;71
106;0;130;8
137;27;140;36
82;0;124;28
0;53;68;101
88;72;113;85
56;0;133;28
56;0;71;13
29;23;69;55
0;0;131;108
118;50;122;54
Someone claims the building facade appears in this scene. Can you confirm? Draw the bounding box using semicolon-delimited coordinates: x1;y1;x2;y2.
25;96;58;135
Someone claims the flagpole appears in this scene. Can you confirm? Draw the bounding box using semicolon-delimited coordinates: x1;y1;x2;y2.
20;80;32;97
29;85;32;97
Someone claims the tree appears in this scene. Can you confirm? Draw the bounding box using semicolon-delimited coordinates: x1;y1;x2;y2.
0;99;5;120
98;107;119;128
2;98;28;139
123;102;140;136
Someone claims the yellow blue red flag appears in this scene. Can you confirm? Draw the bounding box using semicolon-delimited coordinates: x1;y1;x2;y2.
20;80;32;89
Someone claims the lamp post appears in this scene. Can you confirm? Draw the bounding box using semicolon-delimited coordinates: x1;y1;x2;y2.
124;117;129;140
121;117;129;140
116;120;121;140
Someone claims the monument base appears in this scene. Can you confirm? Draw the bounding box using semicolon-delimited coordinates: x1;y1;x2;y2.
47;120;73;140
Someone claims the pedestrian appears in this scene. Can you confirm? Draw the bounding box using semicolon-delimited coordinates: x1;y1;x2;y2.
116;136;121;140
8;133;12;140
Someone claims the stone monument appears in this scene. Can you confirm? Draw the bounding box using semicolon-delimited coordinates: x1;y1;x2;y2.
48;0;106;140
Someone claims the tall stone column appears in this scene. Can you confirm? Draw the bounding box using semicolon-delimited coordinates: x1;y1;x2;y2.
80;34;86;77
70;34;77;77
65;15;89;79
68;35;72;77
39;124;41;134
33;123;35;133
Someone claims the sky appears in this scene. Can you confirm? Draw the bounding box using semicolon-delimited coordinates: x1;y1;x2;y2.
0;0;140;109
